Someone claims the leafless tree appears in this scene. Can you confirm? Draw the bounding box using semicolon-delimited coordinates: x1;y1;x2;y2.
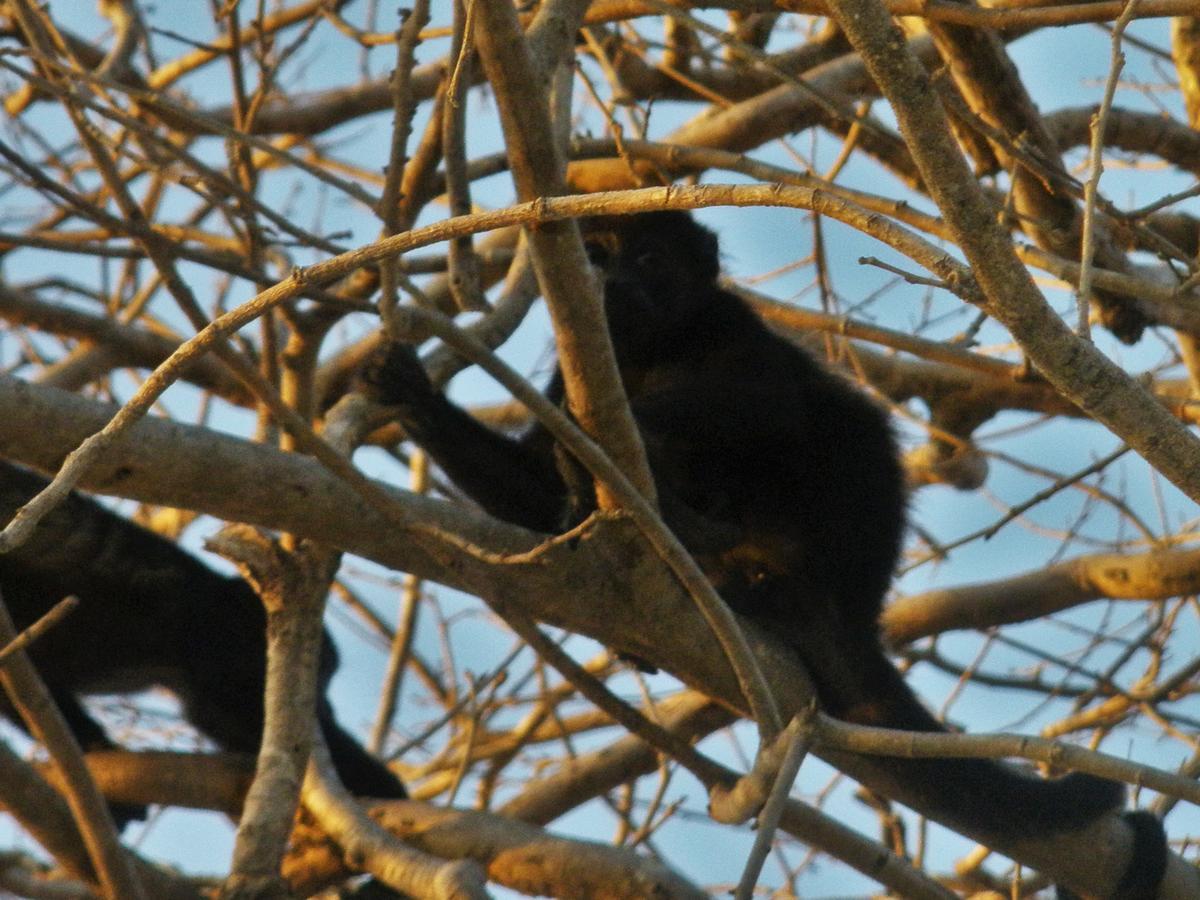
0;1;1197;897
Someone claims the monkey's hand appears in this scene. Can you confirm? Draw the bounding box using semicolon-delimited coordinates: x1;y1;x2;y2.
358;339;438;410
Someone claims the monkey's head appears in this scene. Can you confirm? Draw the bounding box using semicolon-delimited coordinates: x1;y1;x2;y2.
581;211;721;365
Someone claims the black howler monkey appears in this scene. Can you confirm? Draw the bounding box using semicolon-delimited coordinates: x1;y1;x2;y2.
361;210;1166;897
0;461;406;827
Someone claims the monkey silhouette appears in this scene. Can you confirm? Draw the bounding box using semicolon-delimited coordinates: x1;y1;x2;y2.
359;210;1166;898
0;461;406;828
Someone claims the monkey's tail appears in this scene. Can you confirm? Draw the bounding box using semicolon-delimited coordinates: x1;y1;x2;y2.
782;625;1168;897
806;638;1126;837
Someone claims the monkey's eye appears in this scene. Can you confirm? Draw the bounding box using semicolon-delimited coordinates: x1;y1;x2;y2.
747;565;770;586
635;250;660;269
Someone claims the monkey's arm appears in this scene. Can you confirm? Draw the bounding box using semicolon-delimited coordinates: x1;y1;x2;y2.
360;341;567;531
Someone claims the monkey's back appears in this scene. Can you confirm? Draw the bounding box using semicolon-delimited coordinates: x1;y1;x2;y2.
614;280;906;637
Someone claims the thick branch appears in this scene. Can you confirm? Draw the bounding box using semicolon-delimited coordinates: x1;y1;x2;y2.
472;0;656;508
0;374;1187;894
211;528;336;894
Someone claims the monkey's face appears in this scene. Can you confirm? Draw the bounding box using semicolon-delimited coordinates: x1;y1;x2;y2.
581;211;721;365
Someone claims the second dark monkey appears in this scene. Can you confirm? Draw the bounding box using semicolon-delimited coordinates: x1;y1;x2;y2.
0;461;407;827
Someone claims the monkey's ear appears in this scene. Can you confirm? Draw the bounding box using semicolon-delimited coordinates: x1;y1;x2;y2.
697;228;720;282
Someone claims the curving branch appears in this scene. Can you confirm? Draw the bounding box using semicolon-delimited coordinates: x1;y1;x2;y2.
883;545;1200;645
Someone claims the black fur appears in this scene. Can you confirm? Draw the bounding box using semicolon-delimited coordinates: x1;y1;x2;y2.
1056;812;1168;900
361;211;1164;893
0;461;406;827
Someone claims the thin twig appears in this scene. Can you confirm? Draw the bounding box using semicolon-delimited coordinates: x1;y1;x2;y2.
369;450;429;755
1077;0;1139;339
734;714;814;900
377;0;431;322
0;595;78;669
